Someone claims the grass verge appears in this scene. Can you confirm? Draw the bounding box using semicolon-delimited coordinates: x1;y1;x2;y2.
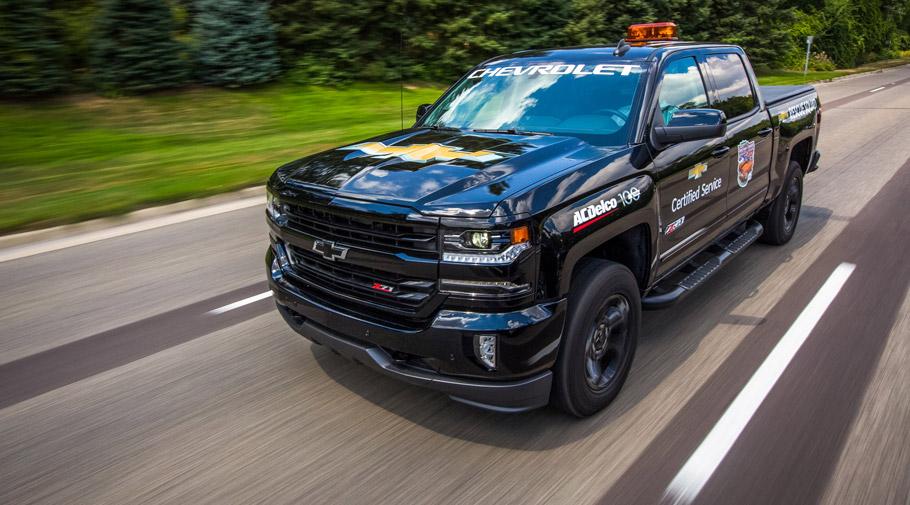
756;54;910;85
0;83;445;234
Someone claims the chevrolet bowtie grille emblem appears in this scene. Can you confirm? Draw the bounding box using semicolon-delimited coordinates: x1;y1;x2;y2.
312;239;349;261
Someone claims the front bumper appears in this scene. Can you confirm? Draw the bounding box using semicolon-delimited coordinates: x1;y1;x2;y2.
276;301;553;412
268;250;566;412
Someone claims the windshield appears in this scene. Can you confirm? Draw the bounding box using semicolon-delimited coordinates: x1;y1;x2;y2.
420;61;645;146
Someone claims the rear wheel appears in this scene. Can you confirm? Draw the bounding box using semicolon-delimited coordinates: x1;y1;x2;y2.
552;259;640;417
759;160;803;245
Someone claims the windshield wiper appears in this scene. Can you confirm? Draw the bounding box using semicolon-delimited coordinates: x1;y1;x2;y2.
426;125;462;132
472;128;554;136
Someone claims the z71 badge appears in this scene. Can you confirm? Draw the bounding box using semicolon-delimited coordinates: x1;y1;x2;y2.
666;216;685;235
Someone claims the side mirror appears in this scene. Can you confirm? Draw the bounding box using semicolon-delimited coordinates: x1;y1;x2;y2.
653;109;727;145
416;103;432;122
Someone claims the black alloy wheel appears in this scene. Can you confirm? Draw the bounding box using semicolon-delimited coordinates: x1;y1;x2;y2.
552;259;640;417
585;294;631;391
759;160;804;245
783;171;802;235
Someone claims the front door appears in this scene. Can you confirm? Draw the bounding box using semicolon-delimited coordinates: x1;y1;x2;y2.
652;55;729;276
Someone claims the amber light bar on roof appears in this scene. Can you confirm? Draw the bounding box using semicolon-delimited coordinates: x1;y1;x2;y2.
627;22;678;42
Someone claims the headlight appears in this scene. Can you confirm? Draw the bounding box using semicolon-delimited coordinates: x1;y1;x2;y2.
468;231;491;249
443;225;532;265
266;189;287;226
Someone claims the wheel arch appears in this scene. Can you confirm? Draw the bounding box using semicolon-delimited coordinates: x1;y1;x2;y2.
571;223;651;288
555;219;654;297
789;137;813;173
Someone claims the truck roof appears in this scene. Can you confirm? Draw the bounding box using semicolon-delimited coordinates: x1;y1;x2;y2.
484;42;740;66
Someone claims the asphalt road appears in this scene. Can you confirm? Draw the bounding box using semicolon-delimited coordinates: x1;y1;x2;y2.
1;67;909;505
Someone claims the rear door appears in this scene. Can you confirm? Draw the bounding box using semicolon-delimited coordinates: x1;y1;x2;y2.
651;54;729;276
703;52;773;224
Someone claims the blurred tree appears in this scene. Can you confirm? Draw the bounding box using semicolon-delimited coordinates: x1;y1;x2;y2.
565;0;655;44
272;0;568;83
654;0;712;42
192;0;281;87
781;0;910;68
778;9;830;69
272;0;388;83
408;0;569;80
50;0;98;89
699;0;795;68
5;0;906;96
90;0;187;94
839;0;899;62
0;0;68;96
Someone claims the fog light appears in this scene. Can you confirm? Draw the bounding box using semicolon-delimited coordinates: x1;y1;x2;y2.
475;334;497;370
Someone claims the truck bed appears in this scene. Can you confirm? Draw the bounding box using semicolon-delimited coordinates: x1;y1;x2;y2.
760;85;815;107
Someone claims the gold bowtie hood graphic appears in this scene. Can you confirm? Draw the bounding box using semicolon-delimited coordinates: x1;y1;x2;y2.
339;141;508;163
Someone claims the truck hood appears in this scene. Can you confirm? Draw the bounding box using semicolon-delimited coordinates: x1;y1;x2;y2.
276;128;608;217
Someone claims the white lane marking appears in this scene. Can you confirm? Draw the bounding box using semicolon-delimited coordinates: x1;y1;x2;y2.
209;291;273;315
662;262;856;505
0;196;264;263
870;86;885;93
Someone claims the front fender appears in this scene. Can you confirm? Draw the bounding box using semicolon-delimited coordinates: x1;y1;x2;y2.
537;174;658;296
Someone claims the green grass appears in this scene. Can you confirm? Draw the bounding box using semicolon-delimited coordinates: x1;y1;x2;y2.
756;54;910;85
756;70;855;86
0;83;445;234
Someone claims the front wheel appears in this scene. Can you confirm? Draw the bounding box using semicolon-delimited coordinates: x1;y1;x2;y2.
551;259;640;417
759;160;804;245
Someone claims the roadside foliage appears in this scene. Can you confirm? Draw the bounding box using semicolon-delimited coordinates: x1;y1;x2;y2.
0;0;67;95
1;0;908;95
192;0;280;88
89;0;188;95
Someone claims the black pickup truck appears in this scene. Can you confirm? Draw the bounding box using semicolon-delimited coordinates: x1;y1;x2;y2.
265;23;821;416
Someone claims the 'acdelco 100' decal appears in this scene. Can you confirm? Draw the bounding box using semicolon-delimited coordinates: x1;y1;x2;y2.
573;187;641;233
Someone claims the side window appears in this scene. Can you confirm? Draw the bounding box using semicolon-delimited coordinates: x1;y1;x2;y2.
657;57;709;125
705;53;756;119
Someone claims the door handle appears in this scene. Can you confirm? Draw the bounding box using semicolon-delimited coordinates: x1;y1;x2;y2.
758;127;773;136
711;146;730;158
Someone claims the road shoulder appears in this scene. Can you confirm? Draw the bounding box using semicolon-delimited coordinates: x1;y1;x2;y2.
0;185;265;253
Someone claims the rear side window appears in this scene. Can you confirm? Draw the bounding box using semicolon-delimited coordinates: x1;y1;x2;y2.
705;53;755;119
657;57;709;125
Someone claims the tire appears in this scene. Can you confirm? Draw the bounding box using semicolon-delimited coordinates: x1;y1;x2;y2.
551;259;641;417
759;160;804;245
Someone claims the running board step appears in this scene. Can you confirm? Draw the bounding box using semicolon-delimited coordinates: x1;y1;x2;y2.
642;221;764;310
